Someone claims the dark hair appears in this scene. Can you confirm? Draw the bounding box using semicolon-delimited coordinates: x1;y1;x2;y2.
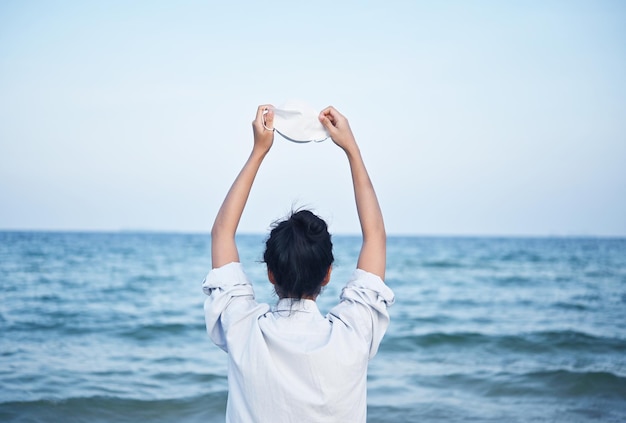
263;210;334;299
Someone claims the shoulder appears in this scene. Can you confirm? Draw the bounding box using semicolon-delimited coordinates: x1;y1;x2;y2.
203;261;261;323
329;269;394;330
342;269;395;306
203;262;270;351
327;269;395;358
202;262;251;295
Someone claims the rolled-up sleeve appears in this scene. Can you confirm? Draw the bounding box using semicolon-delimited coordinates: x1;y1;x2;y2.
202;262;257;352
330;269;395;358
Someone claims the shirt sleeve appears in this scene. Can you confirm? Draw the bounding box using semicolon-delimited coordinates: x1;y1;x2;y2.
202;262;262;352
330;269;395;359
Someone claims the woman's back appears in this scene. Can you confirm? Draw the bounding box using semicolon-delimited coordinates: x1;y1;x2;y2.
203;264;393;422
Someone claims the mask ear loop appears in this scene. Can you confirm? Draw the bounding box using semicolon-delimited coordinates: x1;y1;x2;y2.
262;108;274;132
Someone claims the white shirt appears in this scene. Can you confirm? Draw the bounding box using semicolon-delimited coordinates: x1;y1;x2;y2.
202;262;394;423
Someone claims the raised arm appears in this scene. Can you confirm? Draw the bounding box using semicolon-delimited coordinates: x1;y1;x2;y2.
211;105;275;268
319;107;386;280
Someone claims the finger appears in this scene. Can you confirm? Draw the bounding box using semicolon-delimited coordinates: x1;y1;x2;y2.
319;115;335;132
254;104;274;124
323;106;345;126
319;107;334;121
321;114;340;133
319;107;333;121
255;105;267;123
320;106;333;116
263;109;274;131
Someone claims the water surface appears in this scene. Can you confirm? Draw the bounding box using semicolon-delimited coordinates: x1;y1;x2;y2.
1;232;625;422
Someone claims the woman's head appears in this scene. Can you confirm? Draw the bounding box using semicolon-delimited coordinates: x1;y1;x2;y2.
263;210;334;299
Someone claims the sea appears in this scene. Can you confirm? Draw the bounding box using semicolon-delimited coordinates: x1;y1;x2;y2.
0;231;625;422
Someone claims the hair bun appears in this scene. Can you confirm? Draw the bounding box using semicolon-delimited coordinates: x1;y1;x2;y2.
264;208;334;300
292;210;327;238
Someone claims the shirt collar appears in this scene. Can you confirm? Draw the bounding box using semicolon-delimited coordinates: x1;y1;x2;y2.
272;298;320;316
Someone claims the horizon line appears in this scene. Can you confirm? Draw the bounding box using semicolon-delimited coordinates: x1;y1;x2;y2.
1;228;625;239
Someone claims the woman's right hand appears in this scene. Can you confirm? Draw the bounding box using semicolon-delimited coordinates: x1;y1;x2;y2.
319;106;358;154
320;106;385;279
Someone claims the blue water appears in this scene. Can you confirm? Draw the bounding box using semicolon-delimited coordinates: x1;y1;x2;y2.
1;232;625;422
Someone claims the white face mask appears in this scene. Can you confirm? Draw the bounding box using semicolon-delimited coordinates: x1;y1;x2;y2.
265;101;329;143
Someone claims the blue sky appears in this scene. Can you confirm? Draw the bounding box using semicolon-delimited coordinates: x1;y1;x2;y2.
1;1;625;236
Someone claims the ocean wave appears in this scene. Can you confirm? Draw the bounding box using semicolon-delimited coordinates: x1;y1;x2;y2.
117;322;206;341
492;275;536;285
381;330;626;355
420;260;465;269
552;301;589;311
3;317;206;340
417;369;626;399
0;392;227;423
498;251;546;263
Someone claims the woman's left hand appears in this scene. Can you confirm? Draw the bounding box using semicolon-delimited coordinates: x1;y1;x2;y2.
252;104;275;154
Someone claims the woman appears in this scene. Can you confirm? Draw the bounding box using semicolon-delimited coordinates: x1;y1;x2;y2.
203;105;394;422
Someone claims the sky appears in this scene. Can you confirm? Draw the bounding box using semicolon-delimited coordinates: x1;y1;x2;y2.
1;0;625;236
